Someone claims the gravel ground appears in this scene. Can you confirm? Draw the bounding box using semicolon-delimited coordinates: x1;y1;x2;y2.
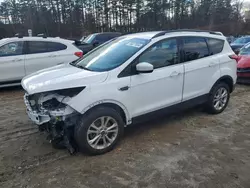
0;85;250;188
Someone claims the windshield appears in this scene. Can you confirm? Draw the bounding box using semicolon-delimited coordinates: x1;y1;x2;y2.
75;37;149;72
239;43;250;55
82;34;96;44
233;37;250;44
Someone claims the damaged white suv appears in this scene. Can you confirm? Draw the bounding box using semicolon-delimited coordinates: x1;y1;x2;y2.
22;30;237;155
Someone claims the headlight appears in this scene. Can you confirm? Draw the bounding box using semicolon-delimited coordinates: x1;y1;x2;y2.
53;87;86;97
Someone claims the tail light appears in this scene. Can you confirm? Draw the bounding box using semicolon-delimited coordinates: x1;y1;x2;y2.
74;52;83;58
229;54;240;63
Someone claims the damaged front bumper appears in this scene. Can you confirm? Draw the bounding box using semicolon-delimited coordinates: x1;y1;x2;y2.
24;93;77;125
26;109;50;125
23;93;80;154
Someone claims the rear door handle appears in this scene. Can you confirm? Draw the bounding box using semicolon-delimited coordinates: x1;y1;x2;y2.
119;86;130;91
170;71;181;77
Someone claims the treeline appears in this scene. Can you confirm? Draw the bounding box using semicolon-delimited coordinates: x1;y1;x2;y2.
0;0;246;38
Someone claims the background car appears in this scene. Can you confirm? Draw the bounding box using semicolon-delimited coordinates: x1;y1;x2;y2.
0;35;83;88
226;36;235;44
237;42;250;83
230;36;250;54
76;32;122;54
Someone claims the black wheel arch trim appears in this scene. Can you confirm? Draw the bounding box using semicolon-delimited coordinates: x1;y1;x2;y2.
211;75;234;93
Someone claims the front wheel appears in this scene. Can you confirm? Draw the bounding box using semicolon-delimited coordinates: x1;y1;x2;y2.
206;82;230;114
74;107;124;155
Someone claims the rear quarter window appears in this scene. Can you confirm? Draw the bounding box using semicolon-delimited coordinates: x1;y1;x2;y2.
206;38;224;55
47;42;67;51
27;41;67;54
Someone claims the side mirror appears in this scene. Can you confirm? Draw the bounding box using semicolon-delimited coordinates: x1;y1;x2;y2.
136;62;154;74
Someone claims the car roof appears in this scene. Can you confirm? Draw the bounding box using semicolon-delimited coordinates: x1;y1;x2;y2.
0;37;74;45
91;32;122;36
123;30;225;40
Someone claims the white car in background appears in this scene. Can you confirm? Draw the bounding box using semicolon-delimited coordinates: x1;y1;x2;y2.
0;36;83;88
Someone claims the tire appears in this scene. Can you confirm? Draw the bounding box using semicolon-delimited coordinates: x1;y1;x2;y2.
74;107;124;155
206;82;230;114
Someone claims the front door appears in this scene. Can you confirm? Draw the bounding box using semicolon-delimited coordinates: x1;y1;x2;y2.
0;41;25;83
129;38;184;117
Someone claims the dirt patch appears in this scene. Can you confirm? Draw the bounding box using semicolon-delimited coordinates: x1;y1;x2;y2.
0;85;250;188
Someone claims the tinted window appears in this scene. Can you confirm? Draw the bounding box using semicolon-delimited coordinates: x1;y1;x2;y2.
74;37;149;72
28;41;66;54
207;38;224;55
138;38;179;69
95;35;110;43
47;42;67;51
183;37;209;62
28;41;48;54
0;42;23;57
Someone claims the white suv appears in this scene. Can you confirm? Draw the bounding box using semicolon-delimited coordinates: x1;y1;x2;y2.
0;36;83;88
22;30;237;155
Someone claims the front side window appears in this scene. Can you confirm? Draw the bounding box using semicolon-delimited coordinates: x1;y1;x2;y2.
138;38;179;69
0;42;23;57
74;37;150;72
182;37;209;62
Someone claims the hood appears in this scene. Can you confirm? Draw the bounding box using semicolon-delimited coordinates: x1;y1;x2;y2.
237;55;250;68
22;63;108;95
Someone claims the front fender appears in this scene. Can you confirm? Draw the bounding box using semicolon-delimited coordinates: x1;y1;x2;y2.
80;99;132;125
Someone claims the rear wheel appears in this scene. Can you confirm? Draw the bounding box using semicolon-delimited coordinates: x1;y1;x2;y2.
74;107;124;155
206;82;230;114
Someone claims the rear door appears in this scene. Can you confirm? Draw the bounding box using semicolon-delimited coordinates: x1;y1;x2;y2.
181;37;220;101
24;41;64;75
0;41;25;83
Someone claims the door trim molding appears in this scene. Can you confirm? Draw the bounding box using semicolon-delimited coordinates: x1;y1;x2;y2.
131;94;209;124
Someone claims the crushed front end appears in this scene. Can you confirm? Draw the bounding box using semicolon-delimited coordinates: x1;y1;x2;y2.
23;88;84;154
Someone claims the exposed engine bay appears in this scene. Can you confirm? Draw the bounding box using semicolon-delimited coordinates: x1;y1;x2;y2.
24;87;84;154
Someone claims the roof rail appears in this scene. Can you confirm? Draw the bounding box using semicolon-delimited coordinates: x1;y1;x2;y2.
152;29;223;39
15;33;23;38
37;33;47;38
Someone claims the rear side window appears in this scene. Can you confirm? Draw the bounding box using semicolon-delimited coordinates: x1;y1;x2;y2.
206;38;224;55
27;41;47;54
182;37;209;62
47;42;67;51
27;41;67;54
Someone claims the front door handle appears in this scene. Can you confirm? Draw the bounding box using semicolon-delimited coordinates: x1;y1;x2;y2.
12;58;22;62
48;54;57;58
119;86;130;91
170;71;181;77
